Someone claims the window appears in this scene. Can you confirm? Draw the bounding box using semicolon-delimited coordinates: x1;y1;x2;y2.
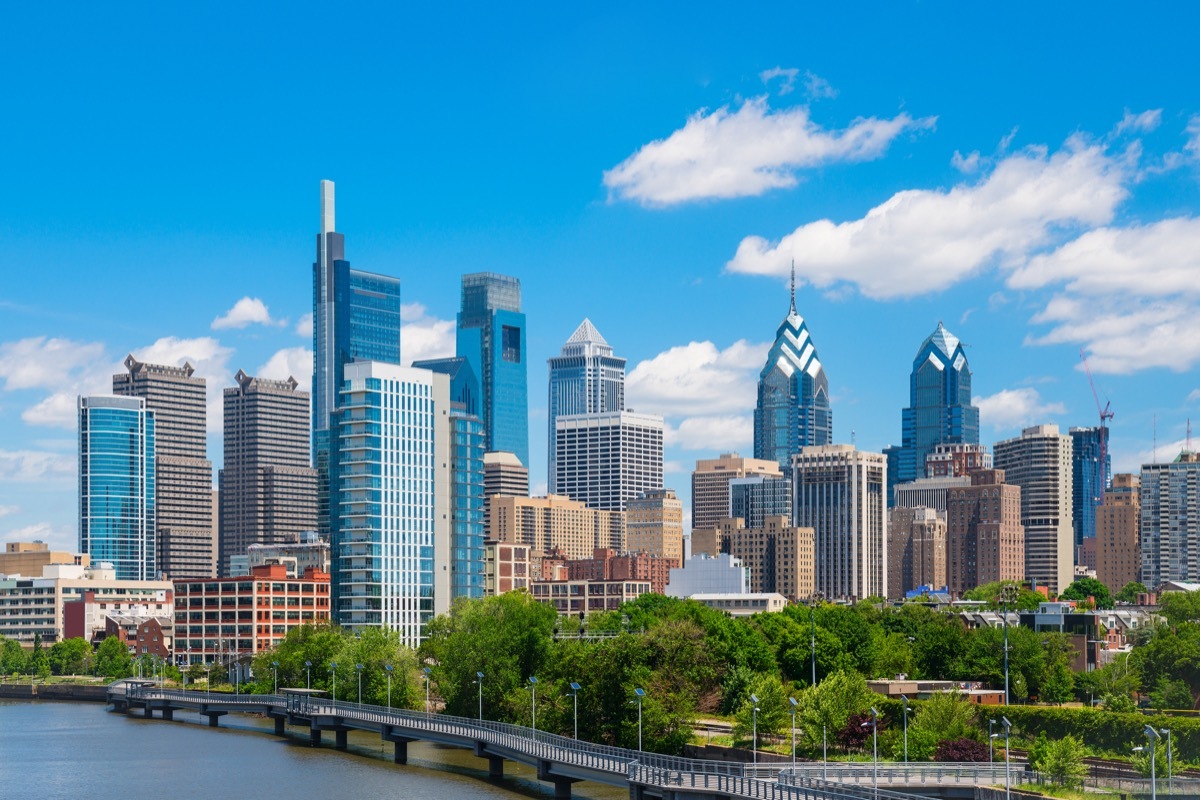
502;325;521;363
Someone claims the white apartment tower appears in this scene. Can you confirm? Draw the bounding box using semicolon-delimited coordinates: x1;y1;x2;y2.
553;410;664;512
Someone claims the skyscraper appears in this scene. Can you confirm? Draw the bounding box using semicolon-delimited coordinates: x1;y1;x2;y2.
554;411;664;512
311;180;403;537
1140;452;1200;589
729;475;793;529
792;445;887;600
334;363;450;646
113;356;213;578
1096;473;1140;592
1070;426;1111;548
946;469;1024;595
457;272;528;466
887;506;946;599
547;319;625;493
78;396;156;580
993;424;1074;593
885;323;980;500
691;453;783;533
627;489;685;566
219;371;317;576
754;276;832;469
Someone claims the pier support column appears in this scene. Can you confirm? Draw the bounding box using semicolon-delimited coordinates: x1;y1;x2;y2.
162;708;173;721
207;714;220;728
393;740;408;764
554;779;573;799
335;729;348;750
143;706;153;718
274;717;286;736
488;755;505;779
310;728;322;746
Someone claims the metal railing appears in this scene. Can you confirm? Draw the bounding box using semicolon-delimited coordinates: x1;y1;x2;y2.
631;765;930;800
780;763;1019;786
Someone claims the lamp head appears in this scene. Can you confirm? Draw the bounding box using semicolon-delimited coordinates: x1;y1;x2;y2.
634;687;645;698
789;697;799;708
356;663;363;671
385;664;393;673
476;671;484;679
570;682;581;691
423;666;432;677
528;676;538;685
750;693;760;705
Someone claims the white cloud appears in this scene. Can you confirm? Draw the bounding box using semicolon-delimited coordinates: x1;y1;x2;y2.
257;347;313;384
3;522;74;552
627;339;768;417
1115;436;1191;474
727;138;1128;299
803;70;837;100
760;66;799;95
1186;115;1200;160
603;96;935;206
950;150;980;173
664;415;753;452
0;449;77;483
132;336;234;433
0;336;114;428
0;505;18;518
1188;389;1200;403
400;303;456;366
1029;298;1200;375
211;297;281;330
294;312;313;338
975;388;1066;431
1114;108;1162;136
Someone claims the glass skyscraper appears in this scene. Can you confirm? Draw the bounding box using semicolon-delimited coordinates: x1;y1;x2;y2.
885;322;980;500
547;318;625;493
456;272;528;467
311;180;403;536
79;396;156;580
753;284;832;470
1070;426;1110;546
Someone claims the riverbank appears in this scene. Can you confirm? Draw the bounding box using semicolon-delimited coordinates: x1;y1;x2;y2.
0;682;108;701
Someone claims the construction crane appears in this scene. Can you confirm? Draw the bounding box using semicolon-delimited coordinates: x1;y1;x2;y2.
1079;349;1114;503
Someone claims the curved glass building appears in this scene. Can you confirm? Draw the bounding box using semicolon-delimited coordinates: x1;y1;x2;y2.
753;289;832;470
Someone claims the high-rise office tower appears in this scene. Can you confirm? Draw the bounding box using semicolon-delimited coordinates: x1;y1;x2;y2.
113;355;213;578
547;319;625;493
691;453;783;533
554;411;663;512
884;323;980;502
1096;473;1140;592
993;425;1074;593
457;272;528;466
78;396;156;580
1140;452;1200;589
627;489;684;566
753;275;832;470
792;445;887;600
415;358;486;600
1070;426;1111;549
334;363;450;646
219;371;317;576
887;506;947;599
946;469;1024;595
311;180;403;537
729;475;793;529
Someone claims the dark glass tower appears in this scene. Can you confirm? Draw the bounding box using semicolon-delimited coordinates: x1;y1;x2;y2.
456;272;528;467
311;180;402;536
1070;426;1110;546
753;276;832;470
885;322;979;501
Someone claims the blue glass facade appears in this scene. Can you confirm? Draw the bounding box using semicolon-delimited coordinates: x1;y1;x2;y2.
1070;426;1110;546
79;396;156;580
886;323;980;502
456;273;528;466
753;300;832;470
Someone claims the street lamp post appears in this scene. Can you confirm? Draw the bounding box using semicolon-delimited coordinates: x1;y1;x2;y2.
1002;716;1012;800
634;688;646;752
305;660;312;691
1162;728;1173;796
788;697;798;771
1143;725;1161;800
750;693;760;767
570;682;581;740
356;663;364;706
330;661;338;701
901;695;910;763
384;664;393;710
272;661;279;695
423;667;432;716
476;671;484;721
528;677;538;735
1000;585;1017;705
989;719;996;761
862;707;879;800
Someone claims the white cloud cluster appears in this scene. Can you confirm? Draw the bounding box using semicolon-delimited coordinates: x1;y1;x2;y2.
3;521;74;552
131;336;234;432
603;97;934;206
0;504;19;518
664;415;753;452
0;336;115;428
1114;108;1162;136
759;66;799;95
400;303;456;365
727;139;1127;299
294;312;314;338
211;297;282;330
0;449;77;483
975;388;1066;432
257;347;313;384
1186;115;1200;160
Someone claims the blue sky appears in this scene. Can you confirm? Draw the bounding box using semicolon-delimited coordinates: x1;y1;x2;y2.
3;2;1200;549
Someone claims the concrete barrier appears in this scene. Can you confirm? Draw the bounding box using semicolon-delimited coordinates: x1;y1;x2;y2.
0;683;109;702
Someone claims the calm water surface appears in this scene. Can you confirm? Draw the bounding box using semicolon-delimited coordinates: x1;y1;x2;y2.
0;700;627;800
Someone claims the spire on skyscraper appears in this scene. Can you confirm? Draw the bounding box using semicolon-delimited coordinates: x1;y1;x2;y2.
789;260;796;316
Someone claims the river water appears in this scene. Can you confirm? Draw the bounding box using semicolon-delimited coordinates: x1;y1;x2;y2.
0;700;627;800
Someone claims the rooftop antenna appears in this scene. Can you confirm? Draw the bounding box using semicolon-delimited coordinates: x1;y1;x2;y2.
851;429;856;447
789;260;797;314
1189;418;1193;454
1153;414;1158;464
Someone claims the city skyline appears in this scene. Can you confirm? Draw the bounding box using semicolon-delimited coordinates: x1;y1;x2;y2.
4;4;1200;552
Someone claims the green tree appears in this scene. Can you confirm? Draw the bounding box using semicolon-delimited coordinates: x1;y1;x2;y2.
1101;692;1136;713
1;636;29;676
48;637;94;676
733;673;789;743
962;581;1043;611
94;636;133;679
1115;581;1148;604
29;633;51;679
1038;735;1089;787
1150;678;1194;711
796;670;873;751
1158;590;1200;626
900;691;978;761
1130;739;1169;777
1059;578;1113;610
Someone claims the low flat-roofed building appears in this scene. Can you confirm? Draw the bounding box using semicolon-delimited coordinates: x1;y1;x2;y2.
687;593;788;616
0;541;89;576
531;578;651;615
485;541;531;595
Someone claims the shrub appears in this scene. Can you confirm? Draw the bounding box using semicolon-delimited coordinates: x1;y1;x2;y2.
935;737;990;762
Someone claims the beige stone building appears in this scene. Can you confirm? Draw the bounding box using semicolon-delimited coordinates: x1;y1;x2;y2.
887;507;946;599
626;488;684;566
1096;473;1140;592
0;542;88;576
691;516;813;601
691;453;782;533
487;494;624;574
946;469;1024;595
484;541;531;595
